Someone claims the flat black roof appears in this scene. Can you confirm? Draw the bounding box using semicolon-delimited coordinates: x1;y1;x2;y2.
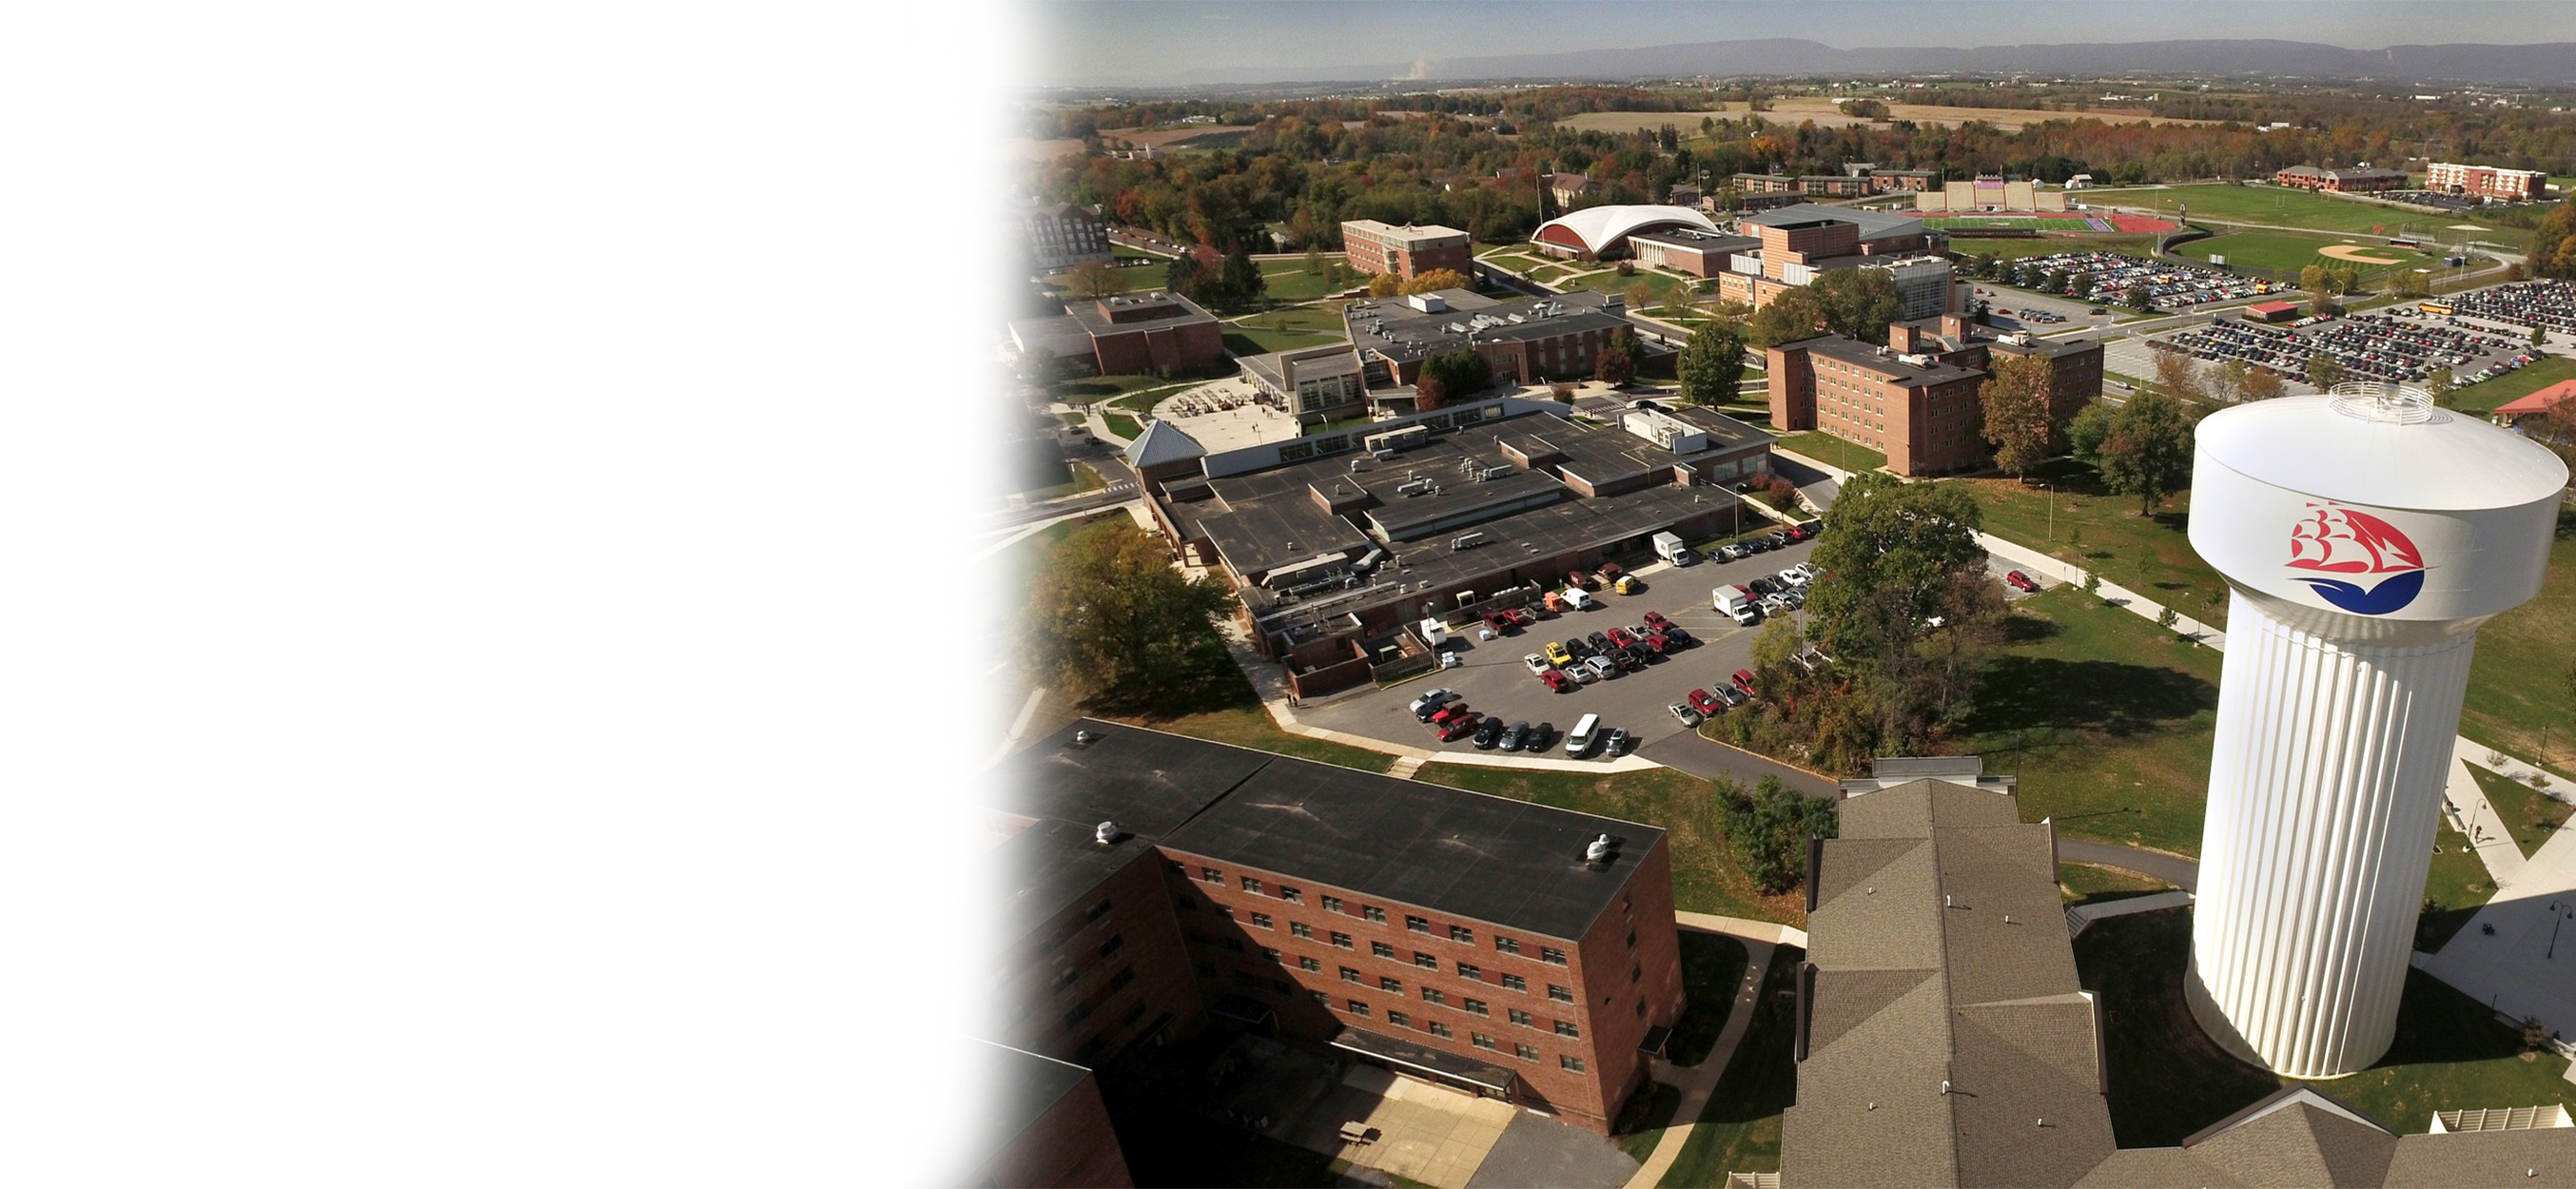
1793;335;1982;385
958;715;1267;833
1160;733;1663;943
947;818;1159;972
907;1029;1086;1189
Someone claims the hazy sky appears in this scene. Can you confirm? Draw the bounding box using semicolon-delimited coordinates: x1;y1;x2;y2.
1029;1;2576;87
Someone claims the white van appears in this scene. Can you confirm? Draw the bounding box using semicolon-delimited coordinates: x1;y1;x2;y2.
1566;712;1602;757
1562;586;1597;611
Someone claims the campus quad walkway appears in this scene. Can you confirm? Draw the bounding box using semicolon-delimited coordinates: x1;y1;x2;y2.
1620;915;1795;1189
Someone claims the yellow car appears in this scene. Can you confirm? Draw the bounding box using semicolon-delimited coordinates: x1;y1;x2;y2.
1544;640;1574;667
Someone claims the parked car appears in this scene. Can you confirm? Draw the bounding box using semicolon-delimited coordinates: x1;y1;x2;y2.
1410;688;1457;720
1669;702;1705;728
1503;608;1536;630
2005;570;2040;593
1642;612;1672;633
1430;703;1474;728
1473;717;1505;750
1713;683;1747;708
1523;653;1551;675
1482;611;1515;634
1613;575;1644;595
1659;625;1694;648
1601;728;1630;757
1748;575;1780;596
1567;662;1597;684
1605;627;1636;649
1596;561;1625;584
1436;714;1479;742
1688;688;1725;717
1540;669;1575;693
1498;721;1530;750
1639;632;1670;655
1588;631;1613;653
1583;656;1618;682
1778;567;1810;588
1566;570;1596;591
1612;647;1648;673
1732;669;1757;696
1524;722;1554;752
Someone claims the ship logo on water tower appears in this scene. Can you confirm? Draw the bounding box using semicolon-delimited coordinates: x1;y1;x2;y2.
2286;503;2427;614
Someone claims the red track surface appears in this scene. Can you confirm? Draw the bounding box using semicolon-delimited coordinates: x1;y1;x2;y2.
2110;212;2177;234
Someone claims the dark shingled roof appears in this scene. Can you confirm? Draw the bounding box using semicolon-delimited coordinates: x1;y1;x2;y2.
911;1029;1092;1189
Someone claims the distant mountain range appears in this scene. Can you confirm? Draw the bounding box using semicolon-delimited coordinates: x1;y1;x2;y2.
1153;38;2576;88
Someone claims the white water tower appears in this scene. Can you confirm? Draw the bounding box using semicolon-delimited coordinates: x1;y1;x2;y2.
2186;384;2565;1079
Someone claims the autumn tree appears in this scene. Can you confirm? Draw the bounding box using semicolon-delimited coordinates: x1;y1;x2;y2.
1747;286;1827;347
1023;518;1237;711
2425;363;2454;406
2241;365;2286;401
2306;352;2346;392
2154;348;2207;404
1367;271;1401;298
1067;260;1123;301
1979;353;2058;478
1677;322;1749;406
2098;389;2195;516
1716;773;1839;893
1593;326;1641;385
1414;372;1448;412
1397;267;1473;296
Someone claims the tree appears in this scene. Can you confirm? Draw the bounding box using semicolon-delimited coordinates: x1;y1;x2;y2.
1802;472;1988;662
1367;271;1401;298
2306;352;2346;392
2155;349;2207;405
1397;267;1473;296
1677;322;1748;406
2158;605;2180;633
1418;348;1492;402
1014;344;1066;391
1024;518;1237;711
2241;365;2286;401
2069;272;2096;300
1066;260;1123;301
1746;286;1827;348
2534;324;2550;348
2530;196;2576;280
2329;265;2359;297
2067;400;2117;462
1594;326;1640;385
1302;245;1327;276
1716;774;1838;894
1165;252;1208;302
1624;280;1659;311
2124;284;2155;313
1979;353;2057;478
2098;389;2195;516
2217;359;2251;403
2298;263;2332;294
2425;363;2454;406
1219;247;1265;307
1809;267;1904;344
1414;372;1448;412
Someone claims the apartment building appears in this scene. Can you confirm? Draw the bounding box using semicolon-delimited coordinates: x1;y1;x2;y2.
2426;162;2547;202
1342;220;1474;283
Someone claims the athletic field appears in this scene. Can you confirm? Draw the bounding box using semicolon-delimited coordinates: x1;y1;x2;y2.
2084;183;2532;248
2176;229;2445;283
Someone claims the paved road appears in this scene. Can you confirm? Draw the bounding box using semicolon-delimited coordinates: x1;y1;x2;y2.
2060;839;2199;891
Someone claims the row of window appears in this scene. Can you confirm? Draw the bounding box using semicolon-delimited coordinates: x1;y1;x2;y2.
1189;869;1568;965
1322;995;1586;1072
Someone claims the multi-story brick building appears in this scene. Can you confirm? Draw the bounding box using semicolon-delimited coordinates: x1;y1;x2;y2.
966;1042;1135;1189
1021;200;1112;272
1009;291;1228;379
987;721;1688;1135
1342;288;1634;390
1714;205;1954;315
1341;221;1473;283
2426;162;2548;202
1627;228;1761;279
1768;313;2100;476
2274;165;2409;193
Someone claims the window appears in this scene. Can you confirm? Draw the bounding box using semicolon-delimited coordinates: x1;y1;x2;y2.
1429;1021;1453;1039
1331;932;1354;949
1299;956;1320;972
1098;934;1124;959
1064;1004;1094;1029
1372;942;1395;959
1494;936;1520;955
1341;966;1361;984
1471;1032;1496;1050
1457;962;1481;982
1514;1043;1539;1062
1217;906;1234;920
1449;926;1474;945
1406;915;1430;933
1108;967;1135;991
1348;1000;1368;1017
1389;1011;1411;1029
1555;1021;1580;1038
1086;900;1112;922
1240;877;1262;893
1221;938;1243;953
1321;895;1343;914
1509;1009;1533;1027
1261;947;1280;963
1541;947;1567;965
1281;887;1303;905
1501;974;1527;993
1049;967;1079;993
1313;991;1330;1005
1414;952;1439;970
1422;988;1446;1005
1631;962;1643;984
1463;998;1489;1017
1634;1000;1648;1019
1549;984;1573;1003
1561;1056;1587;1074
1627;929;1638;949
1249;912;1273;929
1272;980;1293;995
1291;923;1313;939
1363;906;1386;924
1379;976;1402;993
1201;867;1221;884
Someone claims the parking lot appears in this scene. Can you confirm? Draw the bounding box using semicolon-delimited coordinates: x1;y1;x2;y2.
1298;538;1825;760
2152;307;2537;387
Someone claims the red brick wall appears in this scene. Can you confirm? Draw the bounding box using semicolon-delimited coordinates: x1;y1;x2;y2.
968;1065;1137;1188
1002;852;1207;1067
1092;321;1225;376
1566;838;1688;1130
1402;242;1473;282
1766;345;1818;432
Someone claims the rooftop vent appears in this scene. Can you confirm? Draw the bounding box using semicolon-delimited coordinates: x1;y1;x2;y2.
1071;729;1100;748
1094;821;1122;845
1585;833;1614;863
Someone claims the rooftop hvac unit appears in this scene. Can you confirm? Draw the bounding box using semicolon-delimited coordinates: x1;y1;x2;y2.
1584;834;1614;863
1369;449;1395;461
1396;478;1433;497
1450;532;1487;551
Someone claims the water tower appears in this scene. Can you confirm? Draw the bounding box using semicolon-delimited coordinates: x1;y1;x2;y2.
2185;384;2565;1079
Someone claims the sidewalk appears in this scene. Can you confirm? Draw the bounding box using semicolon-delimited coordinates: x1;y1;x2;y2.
1623;923;1782;1189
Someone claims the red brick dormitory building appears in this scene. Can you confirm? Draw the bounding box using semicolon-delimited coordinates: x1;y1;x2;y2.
1007;290;1227;379
1340;220;1473;283
1768;313;2101;476
985;721;1687;1139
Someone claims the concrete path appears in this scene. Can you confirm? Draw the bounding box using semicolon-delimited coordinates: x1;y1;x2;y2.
1676;910;1807;949
2447;745;2531;891
2059;838;2199;891
1623;922;1785;1189
2065;890;2195;938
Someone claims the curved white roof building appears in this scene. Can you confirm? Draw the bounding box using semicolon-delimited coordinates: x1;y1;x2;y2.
1532;205;1720;259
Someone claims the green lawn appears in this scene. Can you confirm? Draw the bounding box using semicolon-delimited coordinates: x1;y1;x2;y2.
1555;268;1696;305
1665;931;1753;1067
1103;412;1143;441
1054;372;1186;406
1773;431;1884;474
2468;762;2572;859
1949;460;2232;629
1658;945;1802;1186
2459;507;2576;764
1257;260;1358;302
1411;764;1806;926
1960;587;2224;857
1612;1082;1684;1163
1023;458;1108;501
2059;861;2176;906
1042;263;1169;298
1952;234;2156;264
2417;815;2495;955
2177;229;2441;283
2077;906;2571;1145
2085;183;2533;248
2449;355;2576;415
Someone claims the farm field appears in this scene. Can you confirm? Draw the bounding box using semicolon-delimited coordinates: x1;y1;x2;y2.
2085;183;2533;248
1563;99;2219;135
1101;125;1255;151
2178;229;2443;283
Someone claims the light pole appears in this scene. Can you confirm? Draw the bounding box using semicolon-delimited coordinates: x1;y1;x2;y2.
2551;901;2568;961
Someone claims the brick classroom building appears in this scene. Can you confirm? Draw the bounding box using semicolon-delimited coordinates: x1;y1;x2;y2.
1768;313;2101;476
986;721;1688;1135
1341;220;1473;283
1010;290;1227;379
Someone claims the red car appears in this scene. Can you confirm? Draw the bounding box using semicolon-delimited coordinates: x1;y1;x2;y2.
1688;688;1725;717
1641;612;1672;633
1503;608;1536;629
2005;570;2039;593
1640;633;1670;654
1430;703;1474;728
1596;561;1625;582
1434;713;1480;742
1732;669;1758;697
1540;670;1574;693
1482;611;1515;633
1605;626;1637;649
